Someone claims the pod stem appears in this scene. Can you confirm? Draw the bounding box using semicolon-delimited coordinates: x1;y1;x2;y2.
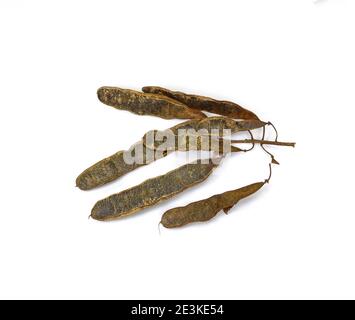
265;163;272;183
267;121;279;141
260;125;279;164
230;139;295;147
235;130;255;152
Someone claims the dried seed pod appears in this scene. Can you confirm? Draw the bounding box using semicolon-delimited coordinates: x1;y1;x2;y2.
76;120;200;190
77;119;292;191
143;129;242;153
76;118;253;190
142;86;259;120
173;136;242;154
91;158;221;221
97;86;206;120
161;181;265;228
196;117;266;134
76;141;166;191
142;116;267;152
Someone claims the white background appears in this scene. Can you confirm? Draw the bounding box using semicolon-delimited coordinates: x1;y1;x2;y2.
0;0;354;300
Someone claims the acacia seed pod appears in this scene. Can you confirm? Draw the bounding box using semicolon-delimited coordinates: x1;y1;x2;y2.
76;118;251;190
97;86;206;120
91;158;221;221
75;141;165;190
142;86;259;120
161;181;265;228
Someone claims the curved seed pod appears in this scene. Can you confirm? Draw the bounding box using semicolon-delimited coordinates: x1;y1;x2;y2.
195;116;238;133
143;130;243;153
143;117;267;151
161;181;265;228
97;87;206;120
76;141;166;191
76;118;251;190
234;119;268;131
76;119;201;191
76;118;280;190
142;86;259;120
148;116;265;135
197;117;267;132
91;158;221;221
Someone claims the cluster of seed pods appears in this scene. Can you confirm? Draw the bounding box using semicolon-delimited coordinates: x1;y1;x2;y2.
77;86;295;228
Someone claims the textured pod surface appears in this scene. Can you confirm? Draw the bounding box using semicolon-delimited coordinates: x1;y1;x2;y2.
76;141;165;190
97;86;206;120
76;118;237;190
161;182;265;228
91;159;220;221
156;117;265;135
144;130;243;153
174;136;243;153
196;117;266;133
76;118;265;190
142;86;259;120
76;119;200;191
195;116;237;132
143;117;266;151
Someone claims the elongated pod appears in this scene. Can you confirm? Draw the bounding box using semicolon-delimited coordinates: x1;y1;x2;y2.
142;86;259;120
76;118;250;190
196;117;266;133
161;181;265;228
143;117;267;152
76;119;201;190
91;158;221;221
97;87;206;120
75;141;166;190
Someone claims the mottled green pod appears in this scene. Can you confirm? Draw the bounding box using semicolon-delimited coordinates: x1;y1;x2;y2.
161;181;265;228
142;86;259;120
97;87;206;120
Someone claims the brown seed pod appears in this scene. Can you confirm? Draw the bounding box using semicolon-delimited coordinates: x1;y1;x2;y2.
76;137;241;191
142;116;267;151
196;117;266;134
91;158;221;221
97;86;206;120
143;130;243;154
76;118;253;190
142;86;259;120
160;181;265;228
76;119;201;190
76;140;170;190
152;116;263;137
76;122;293;191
